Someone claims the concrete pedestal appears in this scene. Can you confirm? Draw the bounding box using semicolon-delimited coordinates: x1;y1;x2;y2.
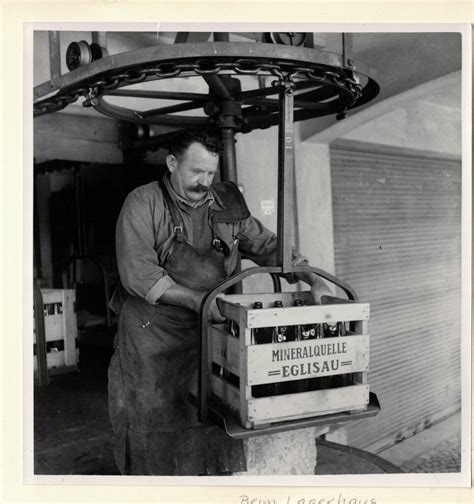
234;427;320;475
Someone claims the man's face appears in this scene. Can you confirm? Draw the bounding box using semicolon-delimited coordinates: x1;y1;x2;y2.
166;142;219;203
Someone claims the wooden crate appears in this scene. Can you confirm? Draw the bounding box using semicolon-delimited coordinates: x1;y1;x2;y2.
211;291;370;429
33;289;79;373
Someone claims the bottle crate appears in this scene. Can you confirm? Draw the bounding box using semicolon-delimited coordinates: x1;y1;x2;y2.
211;291;370;429
33;289;79;373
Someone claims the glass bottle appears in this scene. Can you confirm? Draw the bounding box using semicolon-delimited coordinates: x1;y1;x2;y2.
296;299;321;340
272;300;289;343
251;301;273;344
322;321;346;338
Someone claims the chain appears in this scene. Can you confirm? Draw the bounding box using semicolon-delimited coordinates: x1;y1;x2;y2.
34;58;366;117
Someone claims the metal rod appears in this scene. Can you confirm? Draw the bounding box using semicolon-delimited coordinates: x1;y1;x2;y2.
107;89;208;101
220;128;238;182
48;31;61;86
140;99;203;118
276;79;295;273
244;96;331;110
34;281;49;386
271;273;282;293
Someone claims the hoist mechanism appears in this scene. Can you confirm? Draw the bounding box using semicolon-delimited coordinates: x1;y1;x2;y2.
34;32;379;180
33;31;381;437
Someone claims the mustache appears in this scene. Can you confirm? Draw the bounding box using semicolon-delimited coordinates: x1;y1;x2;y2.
189;184;210;193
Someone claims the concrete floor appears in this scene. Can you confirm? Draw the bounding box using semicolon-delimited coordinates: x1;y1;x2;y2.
33;336;460;475
378;412;461;473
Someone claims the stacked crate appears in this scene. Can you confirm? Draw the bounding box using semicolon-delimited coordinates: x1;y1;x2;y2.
34;289;79;373
211;291;370;429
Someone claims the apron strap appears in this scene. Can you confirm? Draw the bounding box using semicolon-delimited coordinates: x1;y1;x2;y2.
209;213;230;257
159;177;187;243
159;177;230;256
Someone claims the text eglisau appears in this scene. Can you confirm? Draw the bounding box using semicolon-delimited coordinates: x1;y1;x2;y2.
271;341;347;378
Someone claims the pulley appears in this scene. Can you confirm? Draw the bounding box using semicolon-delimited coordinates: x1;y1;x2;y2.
66;40;106;71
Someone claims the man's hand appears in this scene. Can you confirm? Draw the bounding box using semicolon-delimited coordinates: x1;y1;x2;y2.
160;284;225;321
192;292;226;322
294;270;333;305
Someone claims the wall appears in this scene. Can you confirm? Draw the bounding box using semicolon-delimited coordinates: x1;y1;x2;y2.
234;126;335;294
34;113;122;164
302;71;462;450
340;94;461;156
301;32;462;140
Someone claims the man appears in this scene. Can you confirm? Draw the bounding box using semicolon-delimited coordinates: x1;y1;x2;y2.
108;130;330;475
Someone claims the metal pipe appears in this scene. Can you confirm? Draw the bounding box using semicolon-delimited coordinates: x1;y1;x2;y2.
271;273;282;293
34;282;49;386
220;128;238;183
203;74;233;101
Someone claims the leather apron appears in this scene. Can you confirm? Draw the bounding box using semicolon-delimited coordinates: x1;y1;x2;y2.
107;181;246;475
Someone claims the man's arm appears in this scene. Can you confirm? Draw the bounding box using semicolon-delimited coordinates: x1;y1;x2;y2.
116;188;224;320
159;284;225;321
116;188;176;304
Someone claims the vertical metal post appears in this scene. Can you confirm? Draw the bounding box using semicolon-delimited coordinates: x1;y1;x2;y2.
276;79;295;273
220;128;238;183
220;127;242;293
342;33;354;67
48;31;61;86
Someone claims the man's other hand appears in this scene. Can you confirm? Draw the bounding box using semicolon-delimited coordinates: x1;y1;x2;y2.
310;277;333;305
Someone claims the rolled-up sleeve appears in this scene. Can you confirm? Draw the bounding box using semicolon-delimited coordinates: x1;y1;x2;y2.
236;215;308;281
116;190;175;304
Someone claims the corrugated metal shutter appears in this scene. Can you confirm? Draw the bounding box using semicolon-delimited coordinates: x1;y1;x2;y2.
330;139;462;452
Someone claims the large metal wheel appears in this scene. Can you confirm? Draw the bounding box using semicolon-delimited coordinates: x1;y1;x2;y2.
34;42;379;140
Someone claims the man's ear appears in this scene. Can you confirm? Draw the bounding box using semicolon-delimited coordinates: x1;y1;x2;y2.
166;154;177;173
